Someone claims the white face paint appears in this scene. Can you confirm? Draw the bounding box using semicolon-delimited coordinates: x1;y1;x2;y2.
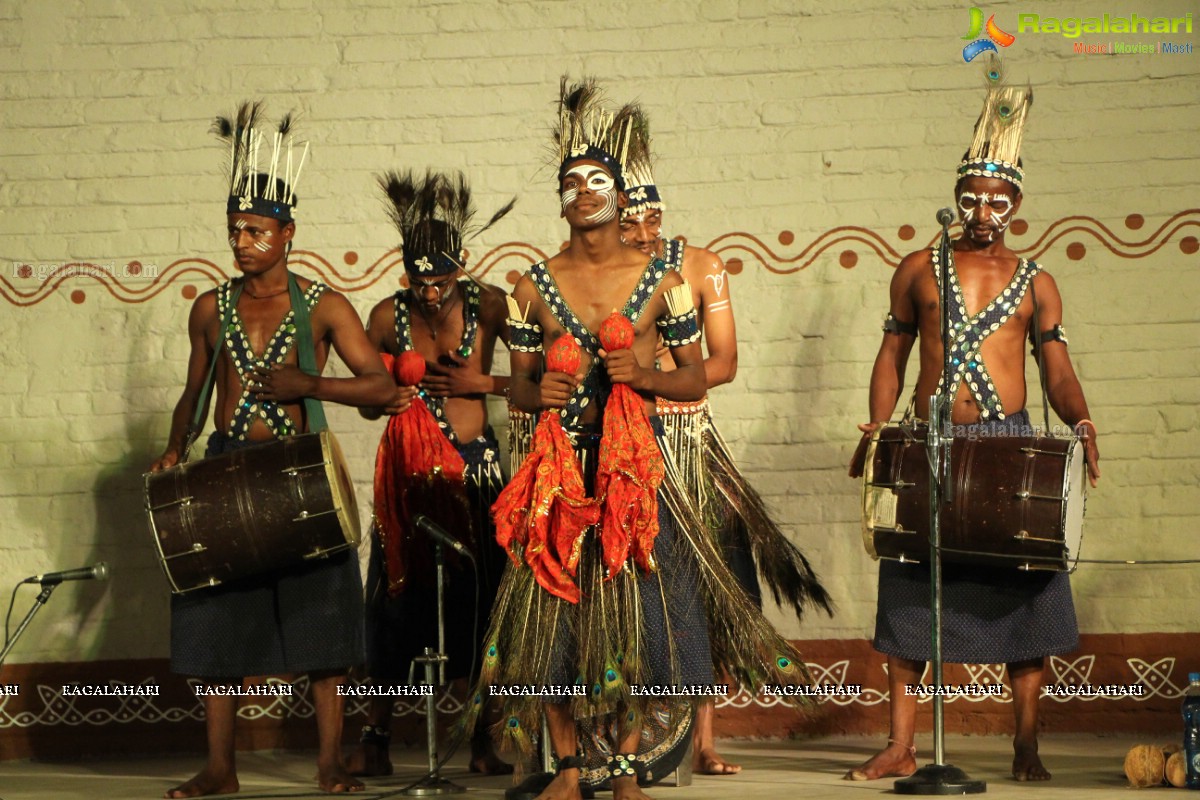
957;191;1015;241
561;166;617;223
619;210;664;255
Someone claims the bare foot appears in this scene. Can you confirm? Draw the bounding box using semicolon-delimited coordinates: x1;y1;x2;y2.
843;741;917;781
1012;741;1050;781
164;766;239;798
317;762;365;793
695;746;741;775
469;751;515;775
533;770;584;800
346;740;392;777
611;775;652;800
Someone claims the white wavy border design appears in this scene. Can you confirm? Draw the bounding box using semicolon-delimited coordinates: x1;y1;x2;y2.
0;656;1185;729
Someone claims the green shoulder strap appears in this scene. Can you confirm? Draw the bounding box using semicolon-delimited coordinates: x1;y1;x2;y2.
183;281;241;460
288;272;329;433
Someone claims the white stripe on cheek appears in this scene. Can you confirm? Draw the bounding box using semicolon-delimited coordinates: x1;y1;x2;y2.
253;241;271;251
585;190;617;223
991;201;1014;231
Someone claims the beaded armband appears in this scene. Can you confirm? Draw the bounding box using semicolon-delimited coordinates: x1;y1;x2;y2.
1037;324;1069;347
657;307;700;347
508;319;543;353
882;312;917;336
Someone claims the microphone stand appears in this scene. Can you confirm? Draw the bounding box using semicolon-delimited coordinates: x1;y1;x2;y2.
0;584;58;669
895;214;985;794
405;540;465;796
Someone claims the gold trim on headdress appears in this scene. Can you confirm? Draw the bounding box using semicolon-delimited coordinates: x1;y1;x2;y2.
958;57;1032;191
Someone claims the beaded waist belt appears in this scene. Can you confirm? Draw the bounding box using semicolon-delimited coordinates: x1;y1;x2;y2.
655;396;710;416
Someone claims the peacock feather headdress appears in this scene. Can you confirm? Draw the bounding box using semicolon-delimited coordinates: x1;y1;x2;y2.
550;77;641;192
957;56;1032;192
378;170;515;277
212;101;308;223
621;111;663;218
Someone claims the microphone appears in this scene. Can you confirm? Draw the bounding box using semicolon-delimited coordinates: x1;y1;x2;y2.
936;207;955;227
412;515;472;559
23;562;109;586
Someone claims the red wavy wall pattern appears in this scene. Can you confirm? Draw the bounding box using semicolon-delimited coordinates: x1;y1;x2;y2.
4;212;1198;307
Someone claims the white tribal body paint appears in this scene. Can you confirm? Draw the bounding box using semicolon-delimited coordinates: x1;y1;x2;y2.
957;191;1014;241
561;166;618;223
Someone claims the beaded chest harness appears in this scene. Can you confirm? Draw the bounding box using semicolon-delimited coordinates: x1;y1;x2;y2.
393;278;482;440
530;258;668;429
932;248;1041;422
660;237;684;272
217;280;327;440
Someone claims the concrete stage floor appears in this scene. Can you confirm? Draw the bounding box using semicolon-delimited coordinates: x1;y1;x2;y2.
0;734;1157;799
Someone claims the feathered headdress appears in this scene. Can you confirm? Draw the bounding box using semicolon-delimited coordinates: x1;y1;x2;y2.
212;101;308;223
551;77;640;191
378;170;515;277
958;57;1032;192
621;111;664;217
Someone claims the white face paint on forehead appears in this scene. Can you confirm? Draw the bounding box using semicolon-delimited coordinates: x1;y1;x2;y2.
561;165;618;223
957;191;1015;236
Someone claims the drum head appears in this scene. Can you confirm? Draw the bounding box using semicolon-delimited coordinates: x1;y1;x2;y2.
1062;436;1088;569
321;430;362;547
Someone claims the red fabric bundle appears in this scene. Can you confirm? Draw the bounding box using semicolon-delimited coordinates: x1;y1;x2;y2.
374;351;470;596
491;335;599;603
595;313;664;579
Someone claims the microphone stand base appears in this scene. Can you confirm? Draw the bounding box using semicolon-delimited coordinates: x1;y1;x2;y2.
403;776;467;796
895;764;987;795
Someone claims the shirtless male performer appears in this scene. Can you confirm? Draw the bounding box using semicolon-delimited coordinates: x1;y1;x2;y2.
150;105;392;797
619;132;832;777
490;84;709;800
349;170;513;777
847;78;1100;783
478;81;813;800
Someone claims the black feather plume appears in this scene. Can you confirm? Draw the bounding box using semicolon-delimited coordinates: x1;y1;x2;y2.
476;196;516;237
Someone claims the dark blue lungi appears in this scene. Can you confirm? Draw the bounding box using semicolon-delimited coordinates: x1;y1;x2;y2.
170;432;365;678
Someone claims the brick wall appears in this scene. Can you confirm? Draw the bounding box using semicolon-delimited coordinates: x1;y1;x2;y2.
1;0;1198;740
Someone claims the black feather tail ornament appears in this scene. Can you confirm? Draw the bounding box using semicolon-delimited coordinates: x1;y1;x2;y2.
658;403;834;622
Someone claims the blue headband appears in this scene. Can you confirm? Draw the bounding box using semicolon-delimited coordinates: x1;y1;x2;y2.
558;145;625;192
227;195;294;224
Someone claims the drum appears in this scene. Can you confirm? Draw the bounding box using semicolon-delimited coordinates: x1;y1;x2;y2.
861;424;1087;571
145;430;362;593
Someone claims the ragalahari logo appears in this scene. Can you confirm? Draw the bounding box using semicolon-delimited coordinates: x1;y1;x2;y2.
962;7;1016;61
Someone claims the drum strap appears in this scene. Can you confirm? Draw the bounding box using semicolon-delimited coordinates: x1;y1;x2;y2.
1029;278;1052;431
183;283;242;461
287;273;329;433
